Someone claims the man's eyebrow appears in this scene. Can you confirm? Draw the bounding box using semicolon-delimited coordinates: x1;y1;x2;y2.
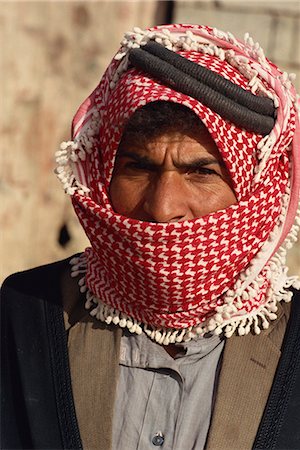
175;157;224;169
116;151;156;165
116;151;224;168
116;151;157;167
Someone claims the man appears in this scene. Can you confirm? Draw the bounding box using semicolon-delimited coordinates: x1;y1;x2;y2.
2;24;300;449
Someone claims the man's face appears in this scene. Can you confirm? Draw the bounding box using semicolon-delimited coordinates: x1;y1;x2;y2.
109;127;236;223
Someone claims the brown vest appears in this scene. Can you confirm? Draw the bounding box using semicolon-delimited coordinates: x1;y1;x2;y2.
63;270;290;450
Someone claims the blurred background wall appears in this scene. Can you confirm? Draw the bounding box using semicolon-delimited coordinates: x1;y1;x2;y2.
1;0;299;282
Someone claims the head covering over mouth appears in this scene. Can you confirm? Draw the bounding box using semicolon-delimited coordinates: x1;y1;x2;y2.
55;24;300;343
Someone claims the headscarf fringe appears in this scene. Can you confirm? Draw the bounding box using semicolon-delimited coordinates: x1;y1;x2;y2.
211;201;300;338
55;113;100;195
70;239;299;342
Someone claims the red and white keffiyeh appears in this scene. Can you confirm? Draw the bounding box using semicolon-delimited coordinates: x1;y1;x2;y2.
56;24;300;343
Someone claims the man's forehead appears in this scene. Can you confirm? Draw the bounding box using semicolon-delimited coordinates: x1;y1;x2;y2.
117;128;223;163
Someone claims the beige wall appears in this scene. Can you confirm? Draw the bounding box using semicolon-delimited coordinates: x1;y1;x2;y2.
1;1;159;281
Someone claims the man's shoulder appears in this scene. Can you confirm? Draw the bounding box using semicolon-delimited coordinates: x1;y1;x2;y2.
1;254;81;304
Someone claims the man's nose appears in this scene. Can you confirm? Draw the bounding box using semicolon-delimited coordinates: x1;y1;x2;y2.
143;172;189;223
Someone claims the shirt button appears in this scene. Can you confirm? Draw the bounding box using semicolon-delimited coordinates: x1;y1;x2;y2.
152;432;165;446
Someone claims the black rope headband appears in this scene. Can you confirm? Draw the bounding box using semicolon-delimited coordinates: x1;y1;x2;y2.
128;41;276;136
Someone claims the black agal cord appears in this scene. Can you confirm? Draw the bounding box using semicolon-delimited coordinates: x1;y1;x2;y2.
129;41;276;136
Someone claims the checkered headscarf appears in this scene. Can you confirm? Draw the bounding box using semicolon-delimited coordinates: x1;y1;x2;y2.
56;24;300;343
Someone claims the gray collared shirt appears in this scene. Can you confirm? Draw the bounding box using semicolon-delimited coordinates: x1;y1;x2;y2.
112;331;224;450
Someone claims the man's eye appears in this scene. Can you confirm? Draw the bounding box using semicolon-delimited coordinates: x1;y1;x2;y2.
125;162;139;169
186;167;217;176
125;162;144;170
125;161;154;171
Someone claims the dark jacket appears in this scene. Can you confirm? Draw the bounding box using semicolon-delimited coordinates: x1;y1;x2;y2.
1;256;300;449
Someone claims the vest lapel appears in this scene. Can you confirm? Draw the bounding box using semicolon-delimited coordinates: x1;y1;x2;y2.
68;316;122;450
206;303;290;450
62;264;122;450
